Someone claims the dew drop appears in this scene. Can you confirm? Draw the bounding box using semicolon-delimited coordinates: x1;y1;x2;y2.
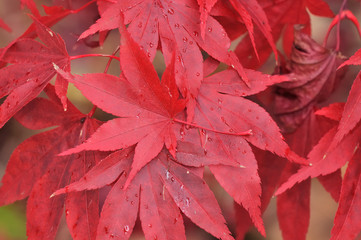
149;42;154;48
168;8;174;14
130;201;134;205
185;197;190;206
138;22;143;28
207;137;212;142
196;72;200;77
183;37;188;42
185;125;190;130
193;31;199;37
229;128;234;133
124;225;130;234
218;99;223;105
147;53;151;58
204;149;207;155
174;23;180;28
171;177;175;182
208;27;212;32
189;41;193;45
148;224;152;228
65;209;69;216
110;234;115;238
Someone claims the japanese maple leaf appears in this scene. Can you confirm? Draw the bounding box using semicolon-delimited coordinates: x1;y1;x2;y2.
53;149;235;240
232;0;333;68
199;0;277;61
274;113;342;240
161;56;305;235
271;27;345;133
0;86;106;240
0;17;70;128
331;148;361;240
274;105;361;239
57;20;186;188
275;104;360;196
79;0;247;120
329;52;361;148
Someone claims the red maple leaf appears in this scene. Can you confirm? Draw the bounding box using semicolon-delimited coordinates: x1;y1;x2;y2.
56;18;186;188
232;0;334;69
0;86;107;240
78;0;248;119
0;17;70;128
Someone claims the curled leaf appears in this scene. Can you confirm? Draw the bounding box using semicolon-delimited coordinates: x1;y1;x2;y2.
272;26;346;133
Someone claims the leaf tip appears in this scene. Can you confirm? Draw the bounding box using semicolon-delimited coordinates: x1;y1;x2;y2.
52;62;60;70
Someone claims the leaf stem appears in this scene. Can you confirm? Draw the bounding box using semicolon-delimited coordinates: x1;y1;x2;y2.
70;54;120;61
336;0;348;51
88;105;97;118
173;118;253;136
104;46;120;73
69;0;97;14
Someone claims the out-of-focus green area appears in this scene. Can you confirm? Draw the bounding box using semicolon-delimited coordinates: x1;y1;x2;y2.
0;205;26;240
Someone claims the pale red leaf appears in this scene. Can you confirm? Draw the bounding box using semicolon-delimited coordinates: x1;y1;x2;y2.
154;153;233;240
96;174;140;240
52;149;134;196
331;73;361;148
276;126;361;195
26;167;68;240
315;103;345;122
139;162;186;240
20;0;41;17
195;85;303;164
209;138;265;235
339;48;361;69
277;179;311;240
202;67;290;97
331;148;361;240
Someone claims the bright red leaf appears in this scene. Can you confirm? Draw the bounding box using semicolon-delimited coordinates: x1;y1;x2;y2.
57;21;185;188
331;148;361;240
79;0;247;119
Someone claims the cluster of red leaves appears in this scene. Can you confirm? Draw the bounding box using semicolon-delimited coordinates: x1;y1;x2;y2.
0;0;361;240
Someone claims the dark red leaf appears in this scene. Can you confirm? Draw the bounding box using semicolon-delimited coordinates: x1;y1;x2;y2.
0;18;70;128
